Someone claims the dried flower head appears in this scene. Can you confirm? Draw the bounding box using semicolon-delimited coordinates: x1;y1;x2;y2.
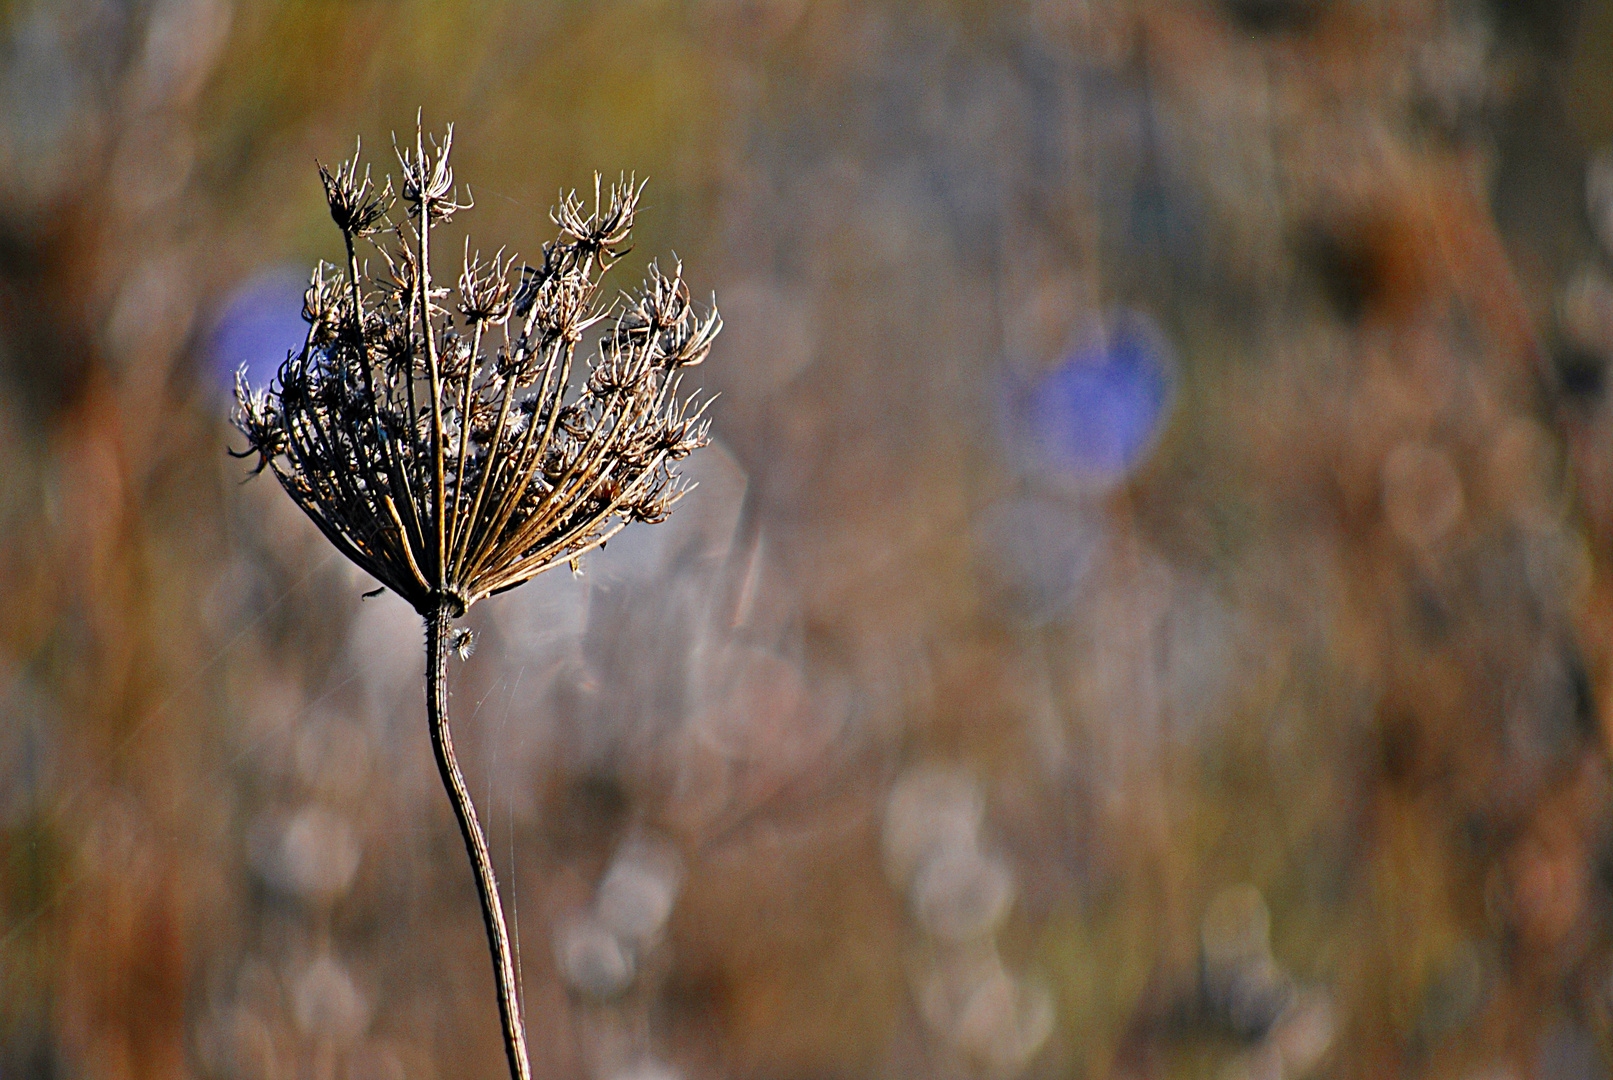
232;121;719;1080
233;124;719;619
318;139;394;236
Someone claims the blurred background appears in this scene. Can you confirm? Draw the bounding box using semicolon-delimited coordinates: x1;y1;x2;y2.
4;1;1613;1078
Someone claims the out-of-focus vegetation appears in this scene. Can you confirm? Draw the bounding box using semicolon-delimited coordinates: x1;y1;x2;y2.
4;1;1613;1079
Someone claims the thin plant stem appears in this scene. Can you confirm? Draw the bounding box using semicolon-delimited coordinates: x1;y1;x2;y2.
425;604;532;1080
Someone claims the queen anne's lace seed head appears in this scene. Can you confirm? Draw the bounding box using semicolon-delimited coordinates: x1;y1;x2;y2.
233;122;718;618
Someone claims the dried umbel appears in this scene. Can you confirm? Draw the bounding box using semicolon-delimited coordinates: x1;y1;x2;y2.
232;123;717;1080
236;127;717;618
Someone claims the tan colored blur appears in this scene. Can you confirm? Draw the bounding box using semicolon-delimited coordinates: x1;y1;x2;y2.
3;1;1613;1079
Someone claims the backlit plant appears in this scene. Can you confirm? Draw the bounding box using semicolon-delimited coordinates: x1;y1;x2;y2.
232;121;718;1080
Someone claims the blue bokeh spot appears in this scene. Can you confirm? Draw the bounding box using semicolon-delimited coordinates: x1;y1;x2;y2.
1004;311;1173;485
208;266;309;392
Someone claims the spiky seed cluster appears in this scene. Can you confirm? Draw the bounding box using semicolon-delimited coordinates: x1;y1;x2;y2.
235;125;718;617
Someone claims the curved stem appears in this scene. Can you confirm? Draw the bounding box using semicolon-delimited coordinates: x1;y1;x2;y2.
425;604;532;1080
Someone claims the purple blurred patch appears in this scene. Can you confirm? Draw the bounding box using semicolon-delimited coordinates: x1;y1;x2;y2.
1001;311;1174;488
208;266;309;392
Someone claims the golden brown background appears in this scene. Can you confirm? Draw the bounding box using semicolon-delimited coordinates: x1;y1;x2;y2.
4;1;1613;1078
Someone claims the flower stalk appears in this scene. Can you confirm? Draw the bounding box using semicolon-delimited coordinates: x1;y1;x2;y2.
426;604;530;1080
